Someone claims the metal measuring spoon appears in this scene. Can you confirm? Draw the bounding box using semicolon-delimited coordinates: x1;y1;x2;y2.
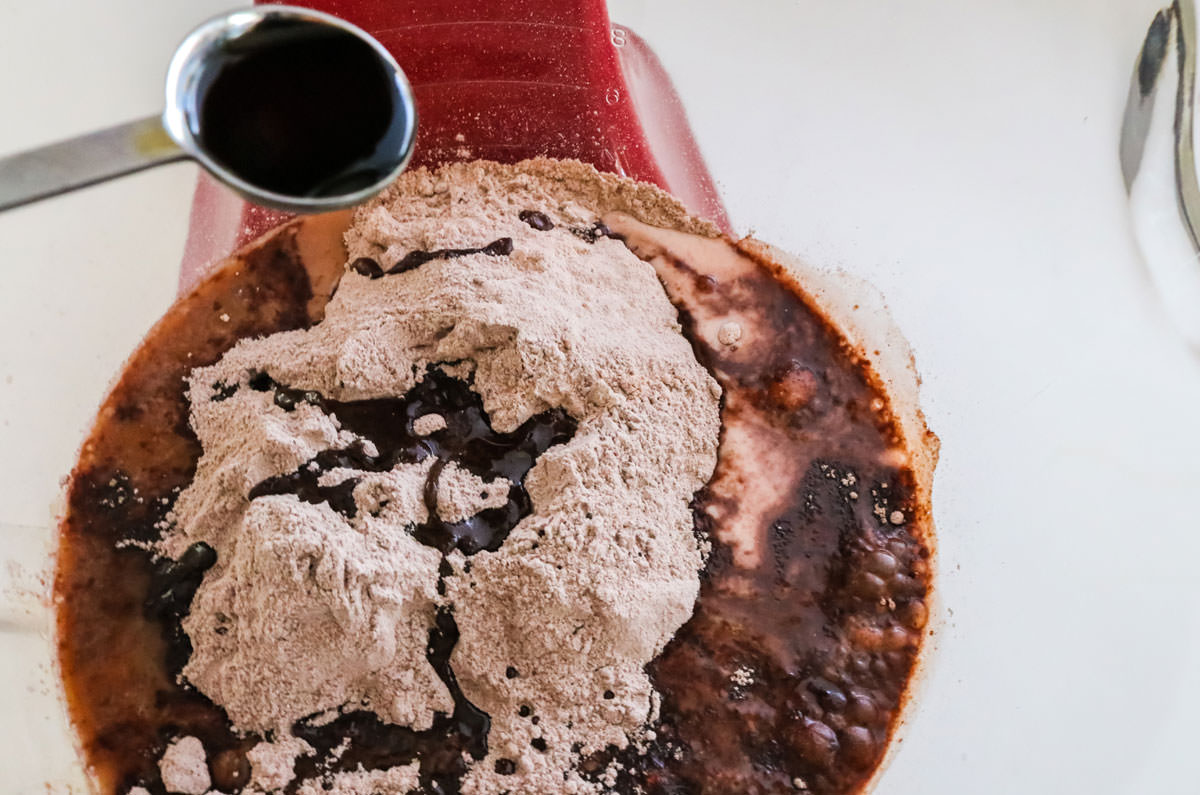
0;5;417;213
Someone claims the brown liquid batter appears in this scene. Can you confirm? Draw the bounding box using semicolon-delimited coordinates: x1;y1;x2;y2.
55;212;931;795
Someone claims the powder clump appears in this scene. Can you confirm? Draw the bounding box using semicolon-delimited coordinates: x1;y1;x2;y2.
158;736;210;795
413;412;446;435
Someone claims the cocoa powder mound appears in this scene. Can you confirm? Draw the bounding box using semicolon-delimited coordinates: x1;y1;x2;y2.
158;159;722;794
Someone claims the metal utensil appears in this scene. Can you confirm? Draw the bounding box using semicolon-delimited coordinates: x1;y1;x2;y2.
0;5;417;214
1121;0;1200;350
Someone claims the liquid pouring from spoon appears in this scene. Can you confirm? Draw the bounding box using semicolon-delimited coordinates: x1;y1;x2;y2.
0;4;417;213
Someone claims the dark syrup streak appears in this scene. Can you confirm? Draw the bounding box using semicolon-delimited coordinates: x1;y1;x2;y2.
244;367;575;555
350;237;513;280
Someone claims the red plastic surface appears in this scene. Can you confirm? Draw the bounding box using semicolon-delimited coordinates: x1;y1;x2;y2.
180;0;728;288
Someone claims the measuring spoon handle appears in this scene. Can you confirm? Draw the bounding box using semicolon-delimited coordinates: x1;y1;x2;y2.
0;115;186;212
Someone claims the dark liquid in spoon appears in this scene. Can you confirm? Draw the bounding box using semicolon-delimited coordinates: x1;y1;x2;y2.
192;17;413;198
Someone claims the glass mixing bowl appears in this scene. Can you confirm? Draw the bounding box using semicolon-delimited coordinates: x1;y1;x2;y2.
2;0;1198;793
